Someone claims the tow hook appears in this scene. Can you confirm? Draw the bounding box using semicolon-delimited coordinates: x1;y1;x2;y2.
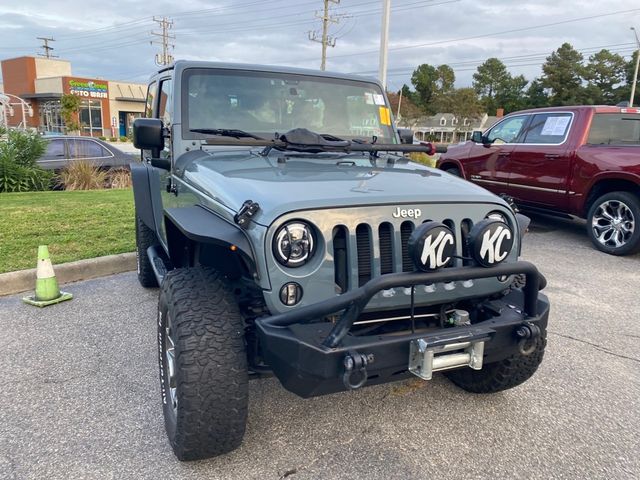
342;351;373;390
515;321;540;355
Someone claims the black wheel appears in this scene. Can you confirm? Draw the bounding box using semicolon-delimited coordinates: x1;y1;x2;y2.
444;166;461;177
135;215;159;288
445;330;546;393
587;191;640;256
158;267;248;461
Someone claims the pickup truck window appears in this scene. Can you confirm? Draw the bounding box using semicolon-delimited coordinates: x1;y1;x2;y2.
522;113;572;144
486;115;527;143
587;114;640;145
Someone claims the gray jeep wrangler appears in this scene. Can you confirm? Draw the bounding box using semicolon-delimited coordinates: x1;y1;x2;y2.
132;61;550;461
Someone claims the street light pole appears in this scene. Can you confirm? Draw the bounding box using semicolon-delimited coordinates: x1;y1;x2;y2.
378;0;391;89
630;27;640;107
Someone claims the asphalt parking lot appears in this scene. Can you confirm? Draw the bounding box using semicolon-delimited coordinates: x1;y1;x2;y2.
1;214;639;480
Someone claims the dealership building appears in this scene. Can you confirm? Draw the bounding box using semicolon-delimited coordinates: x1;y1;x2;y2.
0;56;147;137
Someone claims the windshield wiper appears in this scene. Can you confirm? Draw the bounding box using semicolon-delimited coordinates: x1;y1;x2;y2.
189;128;266;140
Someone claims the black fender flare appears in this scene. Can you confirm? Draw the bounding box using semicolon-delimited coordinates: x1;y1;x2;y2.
164;205;256;266
130;162;156;230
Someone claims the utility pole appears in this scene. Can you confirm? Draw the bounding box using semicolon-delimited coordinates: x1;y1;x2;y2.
37;37;58;58
308;0;344;71
151;17;175;66
630;27;640;107
396;87;403;120
378;0;391;89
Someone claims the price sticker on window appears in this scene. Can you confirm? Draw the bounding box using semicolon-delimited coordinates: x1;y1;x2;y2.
379;106;391;126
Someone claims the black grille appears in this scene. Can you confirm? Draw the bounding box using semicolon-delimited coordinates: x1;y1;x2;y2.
378;223;394;275
356;224;372;286
333;226;348;293
400;221;415;272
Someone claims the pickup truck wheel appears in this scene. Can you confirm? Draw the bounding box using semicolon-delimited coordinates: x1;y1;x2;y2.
587;192;640;256
158;267;248;461
445;330;546;393
135;215;159;288
444;167;461;177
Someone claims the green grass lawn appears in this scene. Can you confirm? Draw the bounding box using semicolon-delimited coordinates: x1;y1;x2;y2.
0;189;135;273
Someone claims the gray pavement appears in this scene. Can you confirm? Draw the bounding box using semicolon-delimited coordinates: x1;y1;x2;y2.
1;215;639;480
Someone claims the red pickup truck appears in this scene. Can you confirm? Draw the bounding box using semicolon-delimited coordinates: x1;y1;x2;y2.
437;105;640;256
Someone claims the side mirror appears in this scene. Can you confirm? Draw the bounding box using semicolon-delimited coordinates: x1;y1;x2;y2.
133;118;164;151
397;128;414;144
471;131;484;143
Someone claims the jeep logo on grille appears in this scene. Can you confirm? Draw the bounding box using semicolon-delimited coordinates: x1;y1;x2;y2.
407;221;456;271
469;219;514;267
392;207;422;219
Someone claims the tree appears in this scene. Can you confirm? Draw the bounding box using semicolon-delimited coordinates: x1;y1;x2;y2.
524;79;549;109
387;91;423;127
473;58;509;113
540;43;586;105
494;74;528;113
584;49;627;104
448;87;483;120
60;94;82;134
411;64;455;114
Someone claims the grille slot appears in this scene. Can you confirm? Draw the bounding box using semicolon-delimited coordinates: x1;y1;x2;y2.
461;219;473;266
400;221;415;272
332;225;348;293
356;224;372;286
378;222;394;275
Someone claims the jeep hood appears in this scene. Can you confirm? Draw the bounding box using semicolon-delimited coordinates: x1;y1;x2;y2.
178;149;505;225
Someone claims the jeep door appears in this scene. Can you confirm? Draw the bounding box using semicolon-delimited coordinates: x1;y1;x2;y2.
506;111;573;209
464;114;529;196
141;77;173;248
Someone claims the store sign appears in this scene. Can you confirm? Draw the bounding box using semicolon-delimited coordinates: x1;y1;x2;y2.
68;80;108;99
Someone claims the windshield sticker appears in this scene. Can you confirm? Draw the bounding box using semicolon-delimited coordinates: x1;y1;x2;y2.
379;106;391;126
373;94;385;106
541;116;571;136
364;92;374;105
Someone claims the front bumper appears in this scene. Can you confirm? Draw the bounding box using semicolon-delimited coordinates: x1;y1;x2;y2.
256;261;549;398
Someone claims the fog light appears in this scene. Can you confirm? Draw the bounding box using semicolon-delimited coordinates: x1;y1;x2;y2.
279;282;303;306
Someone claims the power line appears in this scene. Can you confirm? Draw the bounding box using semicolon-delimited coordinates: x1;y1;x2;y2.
151;17;175;66
317;7;640;61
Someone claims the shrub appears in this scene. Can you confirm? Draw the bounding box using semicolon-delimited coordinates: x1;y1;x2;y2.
59;160;108;190
107;168;132;189
119;136;128;143
98;136;106;141
0;130;52;192
109;137;117;142
407;152;437;168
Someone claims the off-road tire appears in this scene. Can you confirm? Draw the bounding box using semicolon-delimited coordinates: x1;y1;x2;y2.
135;215;159;288
445;330;546;393
158;267;248;461
586;191;640;256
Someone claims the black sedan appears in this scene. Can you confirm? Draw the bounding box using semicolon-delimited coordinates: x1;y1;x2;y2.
37;136;135;170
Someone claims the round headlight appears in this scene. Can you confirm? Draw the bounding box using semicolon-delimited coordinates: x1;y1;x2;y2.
273;221;316;268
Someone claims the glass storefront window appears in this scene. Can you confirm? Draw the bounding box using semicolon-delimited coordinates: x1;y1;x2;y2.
79;100;102;136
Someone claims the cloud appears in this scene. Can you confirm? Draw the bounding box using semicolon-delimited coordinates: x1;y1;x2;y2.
1;0;639;91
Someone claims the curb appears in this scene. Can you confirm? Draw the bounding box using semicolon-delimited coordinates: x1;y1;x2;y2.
0;252;137;297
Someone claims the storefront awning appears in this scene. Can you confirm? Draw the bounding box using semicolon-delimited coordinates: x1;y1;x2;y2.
114;97;145;103
20;92;63;99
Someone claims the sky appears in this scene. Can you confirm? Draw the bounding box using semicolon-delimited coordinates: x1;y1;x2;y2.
1;0;639;92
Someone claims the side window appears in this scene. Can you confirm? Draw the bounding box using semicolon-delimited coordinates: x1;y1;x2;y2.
44;139;65;158
522;113;572;144
145;82;157;118
587;114;640;145
487;115;528;144
69;139;106;158
158;79;172;125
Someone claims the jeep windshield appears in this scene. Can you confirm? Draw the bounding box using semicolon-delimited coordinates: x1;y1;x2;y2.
183;68;397;144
